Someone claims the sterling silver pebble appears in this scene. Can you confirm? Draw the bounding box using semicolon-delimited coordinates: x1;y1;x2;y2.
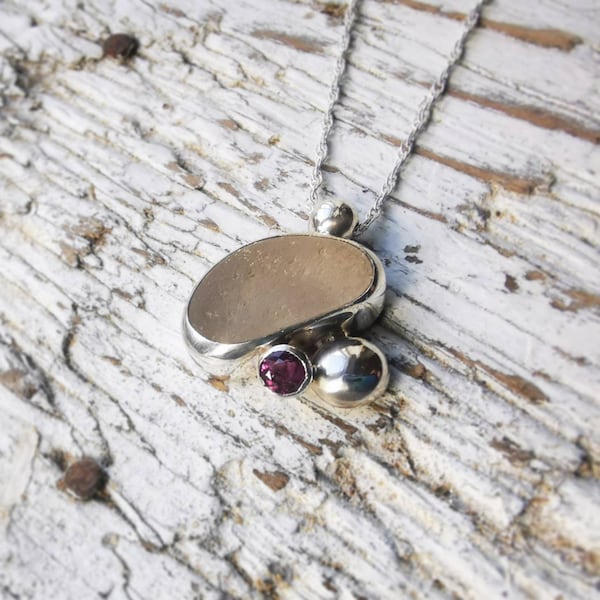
183;0;490;408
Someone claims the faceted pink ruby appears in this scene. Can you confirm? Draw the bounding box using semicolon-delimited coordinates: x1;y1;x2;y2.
259;349;308;396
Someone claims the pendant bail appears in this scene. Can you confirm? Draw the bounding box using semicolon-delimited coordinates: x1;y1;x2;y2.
311;201;358;239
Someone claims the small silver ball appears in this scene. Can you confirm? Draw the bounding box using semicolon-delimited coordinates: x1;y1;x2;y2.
311;201;358;238
312;337;388;408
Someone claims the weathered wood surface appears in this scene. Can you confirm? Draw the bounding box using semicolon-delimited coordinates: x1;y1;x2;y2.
1;0;599;598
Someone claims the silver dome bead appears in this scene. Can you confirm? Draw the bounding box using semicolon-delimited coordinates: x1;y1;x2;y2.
311;201;358;239
312;337;388;408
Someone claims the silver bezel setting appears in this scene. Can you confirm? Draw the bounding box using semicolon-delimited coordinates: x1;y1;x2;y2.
257;344;313;397
182;233;386;366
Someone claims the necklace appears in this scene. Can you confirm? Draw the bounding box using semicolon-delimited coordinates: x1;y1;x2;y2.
183;0;489;408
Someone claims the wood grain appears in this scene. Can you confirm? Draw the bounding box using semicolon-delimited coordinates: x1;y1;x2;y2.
1;0;599;598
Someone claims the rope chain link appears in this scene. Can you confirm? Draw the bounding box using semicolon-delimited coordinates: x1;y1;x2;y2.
307;0;490;235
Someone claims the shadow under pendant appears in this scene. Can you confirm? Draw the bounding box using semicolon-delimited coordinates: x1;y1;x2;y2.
183;203;388;408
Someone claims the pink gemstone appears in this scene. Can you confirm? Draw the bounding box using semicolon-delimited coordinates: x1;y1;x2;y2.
259;349;308;396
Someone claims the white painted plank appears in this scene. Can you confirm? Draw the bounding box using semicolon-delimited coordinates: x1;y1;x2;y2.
1;0;599;598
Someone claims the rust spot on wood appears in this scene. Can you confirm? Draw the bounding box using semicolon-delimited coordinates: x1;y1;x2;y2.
171;393;187;407
448;88;600;144
391;356;428;381
332;458;358;498
59;242;80;267
519;486;600;577
255;564;293;599
450;349;549;404
396;199;447;223
217;181;241;198
254;178;270;191
483;366;548;404
319;437;343;455
247;152;264;165
260;214;279;228
491;436;534;465
184;173;204;189
532;370;553;383
433;483;453;500
313;407;359;438
386;0;463;19
551;289;600;313
371;151;448;220
415;147;548;194
101;355;122;366
432;578;447;592
159;3;186;17
0;368;36;399
199;217;220;233
480;19;582;51
576;438;600;480
131;247;166;266
112;288;133;301
218;119;240;130
318;2;347;18
71;217;111;246
59;457;108;501
405;255;423;264
47;448;71;471
167;162;205;189
274;423;322;455
208;375;229;392
580;549;600;577
405;362;427;380
389;1;582;51
525;270;546;281
504;274;519;292
365;415;393;432
483;240;516;258
102;33;139;60
576;456;600;480
553;346;589;368
252;29;325;54
253;469;290;491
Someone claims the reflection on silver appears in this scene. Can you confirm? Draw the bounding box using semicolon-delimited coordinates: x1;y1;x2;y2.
311;201;358;239
312;337;389;408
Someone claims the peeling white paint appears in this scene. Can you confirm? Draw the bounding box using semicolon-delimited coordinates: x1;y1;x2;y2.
0;0;599;598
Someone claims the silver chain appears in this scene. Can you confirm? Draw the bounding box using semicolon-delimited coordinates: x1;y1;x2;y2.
308;0;490;235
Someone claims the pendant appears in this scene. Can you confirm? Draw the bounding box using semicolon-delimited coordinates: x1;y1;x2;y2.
183;202;389;408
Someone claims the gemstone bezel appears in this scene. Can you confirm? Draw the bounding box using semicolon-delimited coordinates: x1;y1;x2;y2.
258;344;313;397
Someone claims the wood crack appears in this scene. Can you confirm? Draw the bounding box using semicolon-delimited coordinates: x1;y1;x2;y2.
414;147;552;195
389;0;583;50
447;87;600;144
0;335;57;414
251;29;326;55
448;347;549;405
1;1;597;597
